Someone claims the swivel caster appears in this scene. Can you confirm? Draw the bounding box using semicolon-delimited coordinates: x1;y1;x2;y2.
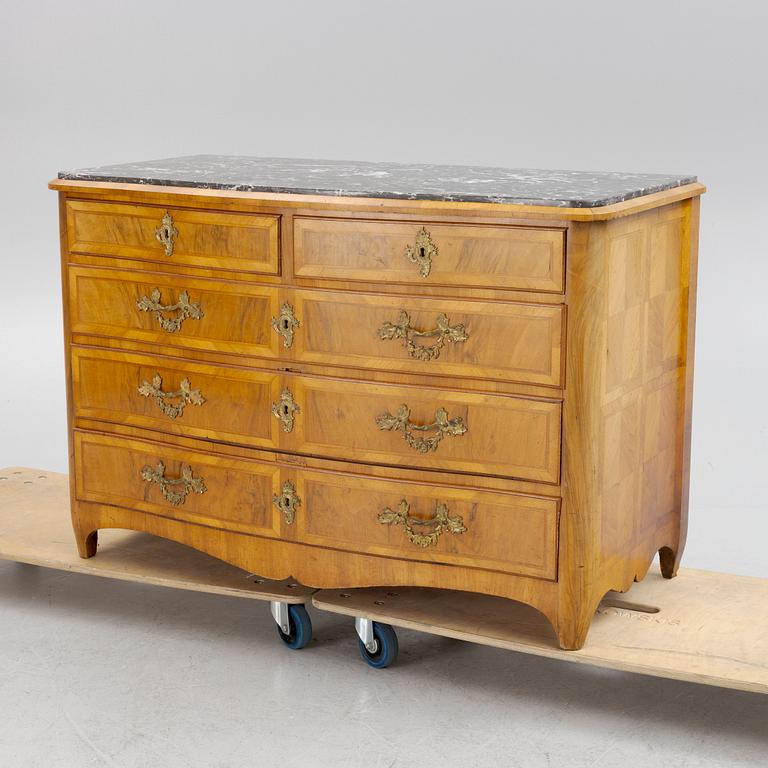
270;601;312;650
355;617;399;669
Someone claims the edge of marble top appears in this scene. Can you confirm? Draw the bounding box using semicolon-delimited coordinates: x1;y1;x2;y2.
56;156;700;209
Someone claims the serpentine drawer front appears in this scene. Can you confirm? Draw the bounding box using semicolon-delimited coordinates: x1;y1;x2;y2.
52;156;703;650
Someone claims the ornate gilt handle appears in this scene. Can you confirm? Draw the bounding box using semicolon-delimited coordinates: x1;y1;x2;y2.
376;404;467;453
404;227;438;278
378;310;468;361
378;499;467;548
271;388;300;433
271;302;300;349
141;461;207;506
155;211;179;257
136;288;204;332
138;374;206;420
273;480;301;524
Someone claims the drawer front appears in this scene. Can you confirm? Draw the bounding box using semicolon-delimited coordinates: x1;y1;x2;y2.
71;347;282;449
294;217;565;292
287;377;561;483
293;290;563;387
74;431;558;581
294;470;558;579
68;266;281;358
74;432;282;537
66;200;280;274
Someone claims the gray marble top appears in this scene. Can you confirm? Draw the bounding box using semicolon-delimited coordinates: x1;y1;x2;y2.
58;155;697;208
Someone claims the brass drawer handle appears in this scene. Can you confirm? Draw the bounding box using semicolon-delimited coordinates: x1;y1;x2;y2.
155;211;179;257
138;374;206;420
141;461;207;506
271;302;300;349
136;288;203;332
271;388;300;433
376;404;467;453
404;227;437;278
273;480;301;524
378;499;467;548
378;310;468;361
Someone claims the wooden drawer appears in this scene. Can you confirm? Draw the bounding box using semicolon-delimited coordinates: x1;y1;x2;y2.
293;217;565;293
71;347;282;450
68;266;281;358
71;348;561;484
74;432;282;537
74;431;558;580
286;377;561;484
66;200;280;274
293;469;558;580
293;289;564;387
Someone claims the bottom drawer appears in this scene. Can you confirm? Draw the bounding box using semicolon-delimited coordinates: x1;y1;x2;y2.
291;471;558;580
74;432;559;580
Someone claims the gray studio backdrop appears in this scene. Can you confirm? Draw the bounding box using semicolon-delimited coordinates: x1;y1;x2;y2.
1;0;765;577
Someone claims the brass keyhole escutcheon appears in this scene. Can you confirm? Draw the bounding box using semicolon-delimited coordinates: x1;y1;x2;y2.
271;302;300;349
154;211;179;258
272;480;301;524
271;388;300;433
404;227;438;278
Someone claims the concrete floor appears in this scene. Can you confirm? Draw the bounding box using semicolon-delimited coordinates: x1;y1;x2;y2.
0;559;766;768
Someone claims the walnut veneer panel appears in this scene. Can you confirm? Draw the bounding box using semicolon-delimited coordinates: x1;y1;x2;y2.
293;217;565;292
71;347;281;450
68;266;280;358
66;200;280;274
74;432;282;538
557;198;699;649
295;470;558;580
292;290;564;387
288;377;561;483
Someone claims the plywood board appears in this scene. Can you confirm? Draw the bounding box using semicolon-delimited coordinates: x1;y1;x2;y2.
314;574;768;694
0;467;313;603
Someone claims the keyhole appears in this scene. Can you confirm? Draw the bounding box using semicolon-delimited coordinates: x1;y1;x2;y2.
281;405;289;416
419;246;425;259
282;319;290;330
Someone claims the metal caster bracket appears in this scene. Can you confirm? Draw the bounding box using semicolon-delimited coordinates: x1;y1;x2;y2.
270;600;291;635
355;616;378;654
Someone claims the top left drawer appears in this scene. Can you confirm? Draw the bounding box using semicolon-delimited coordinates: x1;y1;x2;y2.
65;201;280;275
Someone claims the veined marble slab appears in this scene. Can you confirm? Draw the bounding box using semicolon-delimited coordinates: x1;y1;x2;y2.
59;155;697;208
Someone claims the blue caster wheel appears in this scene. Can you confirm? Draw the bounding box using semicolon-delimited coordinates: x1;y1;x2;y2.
276;604;312;650
357;622;399;669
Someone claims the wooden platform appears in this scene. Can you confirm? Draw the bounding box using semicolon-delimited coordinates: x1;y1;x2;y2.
0;467;313;603
0;467;766;694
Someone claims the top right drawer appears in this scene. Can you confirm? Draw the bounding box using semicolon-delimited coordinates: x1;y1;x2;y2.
293;218;565;293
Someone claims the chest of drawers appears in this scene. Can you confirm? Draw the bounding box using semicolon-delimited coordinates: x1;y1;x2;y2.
50;157;704;650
